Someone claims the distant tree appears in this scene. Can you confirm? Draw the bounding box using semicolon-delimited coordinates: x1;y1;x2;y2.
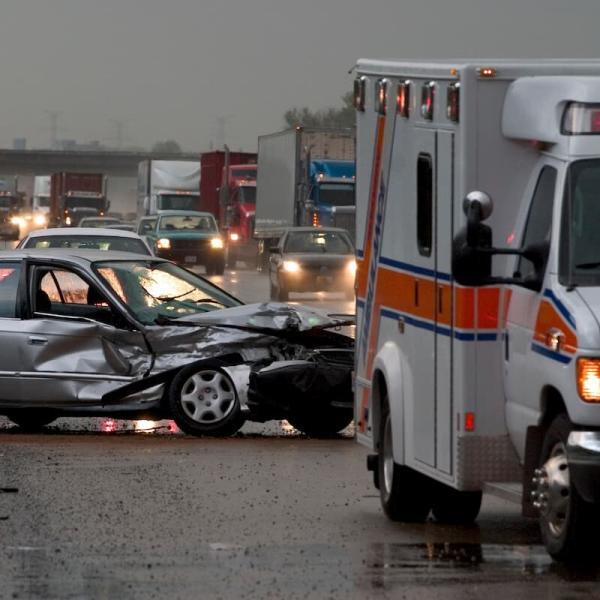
152;140;182;154
284;92;355;129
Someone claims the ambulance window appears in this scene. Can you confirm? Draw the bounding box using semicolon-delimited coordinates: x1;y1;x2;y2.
417;153;433;257
517;166;557;283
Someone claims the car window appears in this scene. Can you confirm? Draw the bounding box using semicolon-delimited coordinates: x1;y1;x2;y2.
41;270;90;304
0;263;21;318
24;235;151;255
158;215;216;232
284;231;353;254
138;219;156;235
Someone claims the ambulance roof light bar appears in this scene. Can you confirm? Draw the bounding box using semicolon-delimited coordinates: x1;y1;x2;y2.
375;78;389;116
421;81;436;121
397;80;411;118
353;76;367;112
562;102;600;135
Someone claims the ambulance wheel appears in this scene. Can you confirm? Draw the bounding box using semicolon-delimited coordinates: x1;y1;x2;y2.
535;414;599;562
168;363;245;437
379;405;432;522
431;486;482;524
7;410;56;431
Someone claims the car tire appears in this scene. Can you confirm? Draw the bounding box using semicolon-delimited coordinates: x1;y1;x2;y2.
214;257;226;276
287;406;353;437
431;486;482;524
168;362;245;437
535;414;599;562
226;247;237;269
6;410;57;431
378;397;432;522
205;261;215;276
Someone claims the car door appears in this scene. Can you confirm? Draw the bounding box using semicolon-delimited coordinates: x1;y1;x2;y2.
0;260;26;401
17;262;152;405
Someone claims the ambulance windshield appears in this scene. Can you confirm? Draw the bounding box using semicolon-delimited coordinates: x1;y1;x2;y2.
560;159;600;286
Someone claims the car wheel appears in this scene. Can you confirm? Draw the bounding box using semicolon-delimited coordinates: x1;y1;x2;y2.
168;363;245;437
378;397;432;522
214;256;226;276
431;486;482;524
287;406;353;437
534;414;599;561
6;410;57;431
226;247;237;269
205;261;215;276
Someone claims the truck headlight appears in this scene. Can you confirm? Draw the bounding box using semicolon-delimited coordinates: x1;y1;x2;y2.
211;237;224;249
577;358;600;402
33;214;47;227
157;238;171;250
283;260;300;273
10;216;24;227
65;216;72;226
229;232;240;242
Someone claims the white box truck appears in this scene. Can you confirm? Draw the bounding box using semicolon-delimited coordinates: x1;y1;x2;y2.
137;160;201;217
255;127;355;266
353;59;600;561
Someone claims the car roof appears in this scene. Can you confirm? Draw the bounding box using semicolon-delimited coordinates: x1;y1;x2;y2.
156;210;215;218
283;227;351;234
23;227;144;240
0;248;166;265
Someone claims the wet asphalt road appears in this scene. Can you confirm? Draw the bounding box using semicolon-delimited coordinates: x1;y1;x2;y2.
0;260;599;598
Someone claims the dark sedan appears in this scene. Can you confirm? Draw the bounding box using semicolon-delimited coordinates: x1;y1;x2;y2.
268;227;356;301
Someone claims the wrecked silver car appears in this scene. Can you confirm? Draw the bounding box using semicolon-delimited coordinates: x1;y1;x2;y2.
0;250;354;436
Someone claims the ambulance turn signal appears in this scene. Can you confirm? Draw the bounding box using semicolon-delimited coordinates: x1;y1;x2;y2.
577;358;600;402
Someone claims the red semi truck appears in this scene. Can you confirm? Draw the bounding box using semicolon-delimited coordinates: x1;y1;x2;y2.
200;150;257;268
50;173;108;227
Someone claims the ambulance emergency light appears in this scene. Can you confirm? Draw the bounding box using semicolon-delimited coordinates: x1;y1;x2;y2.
562;102;600;135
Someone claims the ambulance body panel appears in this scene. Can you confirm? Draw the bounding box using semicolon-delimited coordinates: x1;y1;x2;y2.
354;59;600;560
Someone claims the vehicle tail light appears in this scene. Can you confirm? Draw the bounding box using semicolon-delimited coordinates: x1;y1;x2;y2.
577;358;600;402
465;412;475;432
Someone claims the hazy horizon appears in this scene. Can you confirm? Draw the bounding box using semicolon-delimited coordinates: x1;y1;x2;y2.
1;0;599;152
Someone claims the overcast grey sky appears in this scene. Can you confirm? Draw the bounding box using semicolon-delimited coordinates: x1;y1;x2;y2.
1;0;599;151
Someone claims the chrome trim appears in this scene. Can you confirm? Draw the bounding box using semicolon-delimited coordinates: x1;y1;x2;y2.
0;371;134;383
567;431;600;456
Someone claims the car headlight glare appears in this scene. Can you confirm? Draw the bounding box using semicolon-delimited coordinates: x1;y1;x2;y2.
33;214;47;227
157;238;171;250
229;232;240;242
577;358;600;402
10;216;24;227
211;237;224;249
283;260;301;273
347;259;357;274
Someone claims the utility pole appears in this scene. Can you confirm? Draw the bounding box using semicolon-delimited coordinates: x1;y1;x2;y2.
45;110;61;149
109;119;126;150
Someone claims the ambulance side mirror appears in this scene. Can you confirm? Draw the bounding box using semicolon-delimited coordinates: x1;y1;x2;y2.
452;191;494;286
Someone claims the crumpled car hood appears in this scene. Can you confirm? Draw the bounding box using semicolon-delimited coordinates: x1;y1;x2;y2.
173;302;352;332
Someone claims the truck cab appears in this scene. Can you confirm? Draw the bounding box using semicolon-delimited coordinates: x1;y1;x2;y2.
308;159;355;236
353;60;600;562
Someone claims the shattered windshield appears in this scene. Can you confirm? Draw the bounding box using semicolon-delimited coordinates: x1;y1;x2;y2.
95;260;241;325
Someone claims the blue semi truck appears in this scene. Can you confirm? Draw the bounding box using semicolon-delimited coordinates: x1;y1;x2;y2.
254;127;355;267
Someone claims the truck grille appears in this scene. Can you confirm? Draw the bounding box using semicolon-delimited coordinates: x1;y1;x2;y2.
332;211;355;238
170;239;210;251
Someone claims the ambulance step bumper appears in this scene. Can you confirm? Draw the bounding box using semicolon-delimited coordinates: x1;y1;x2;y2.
483;482;522;504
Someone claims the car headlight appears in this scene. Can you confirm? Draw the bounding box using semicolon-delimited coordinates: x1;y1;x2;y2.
65;216;72;226
33;214;47;227
347;259;357;274
10;216;24;227
577;358;600;402
157;238;171;250
229;232;240;242
211;237;224;249
283;260;300;273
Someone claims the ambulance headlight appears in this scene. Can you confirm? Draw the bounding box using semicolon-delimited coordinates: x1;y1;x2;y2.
283;260;300;274
577;358;600;402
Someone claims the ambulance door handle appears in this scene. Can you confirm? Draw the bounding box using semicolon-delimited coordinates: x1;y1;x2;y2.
438;286;443;314
414;281;419;307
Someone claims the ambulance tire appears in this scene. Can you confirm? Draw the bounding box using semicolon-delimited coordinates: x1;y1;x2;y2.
431;486;482;524
538;414;599;562
379;406;432;522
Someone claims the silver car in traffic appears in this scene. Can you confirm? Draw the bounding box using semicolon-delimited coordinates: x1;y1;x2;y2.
0;250;353;436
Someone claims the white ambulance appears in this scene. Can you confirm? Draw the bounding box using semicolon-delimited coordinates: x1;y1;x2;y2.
353;59;600;561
